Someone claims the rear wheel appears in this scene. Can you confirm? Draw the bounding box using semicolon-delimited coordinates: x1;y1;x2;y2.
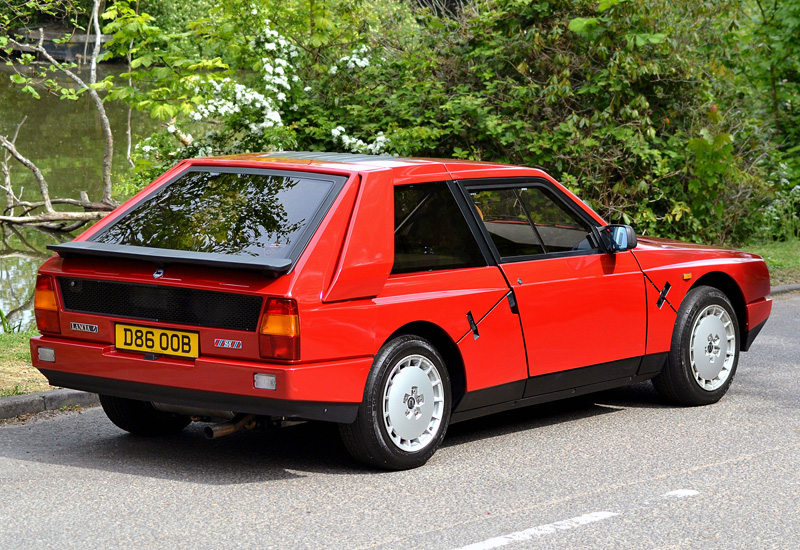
99;395;191;436
653;286;740;405
339;335;451;470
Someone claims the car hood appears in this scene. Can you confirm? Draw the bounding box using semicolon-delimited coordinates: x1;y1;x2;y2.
630;236;770;303
632;236;762;266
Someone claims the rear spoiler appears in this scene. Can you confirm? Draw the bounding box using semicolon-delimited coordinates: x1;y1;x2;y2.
48;241;293;274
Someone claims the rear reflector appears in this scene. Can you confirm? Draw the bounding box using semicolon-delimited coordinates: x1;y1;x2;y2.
254;373;277;390
37;347;56;363
259;298;300;360
34;275;61;334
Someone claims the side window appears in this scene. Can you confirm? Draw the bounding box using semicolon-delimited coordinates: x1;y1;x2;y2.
469;185;597;258
392;183;486;274
470;189;544;257
518;187;595;252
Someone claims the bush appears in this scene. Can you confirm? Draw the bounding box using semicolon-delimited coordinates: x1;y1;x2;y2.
104;0;783;245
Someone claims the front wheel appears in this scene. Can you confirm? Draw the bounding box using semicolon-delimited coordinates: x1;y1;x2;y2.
339;335;452;470
653;286;740;405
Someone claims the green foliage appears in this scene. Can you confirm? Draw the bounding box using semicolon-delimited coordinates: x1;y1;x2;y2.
1;1;90;102
0;306;21;333
138;0;215;34
88;0;793;245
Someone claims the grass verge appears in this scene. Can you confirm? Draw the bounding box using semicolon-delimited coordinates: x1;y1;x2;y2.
0;330;50;396
743;239;800;286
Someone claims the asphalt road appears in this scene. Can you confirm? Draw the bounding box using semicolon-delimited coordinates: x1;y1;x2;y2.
1;293;798;549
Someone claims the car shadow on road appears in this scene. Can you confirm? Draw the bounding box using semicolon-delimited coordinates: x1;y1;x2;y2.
444;381;669;447
0;382;671;482
0;407;358;483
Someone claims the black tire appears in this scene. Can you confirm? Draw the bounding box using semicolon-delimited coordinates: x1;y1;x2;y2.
339;335;452;470
652;286;740;406
99;395;191;436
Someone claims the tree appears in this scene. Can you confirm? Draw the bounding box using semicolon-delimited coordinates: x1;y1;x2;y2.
0;0;116;231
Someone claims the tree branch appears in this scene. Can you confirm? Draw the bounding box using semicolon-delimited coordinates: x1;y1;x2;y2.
0;211;108;225
0;134;55;213
9;31;117;207
89;0;102;85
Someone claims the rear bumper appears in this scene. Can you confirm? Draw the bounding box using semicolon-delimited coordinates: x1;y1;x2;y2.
31;336;372;423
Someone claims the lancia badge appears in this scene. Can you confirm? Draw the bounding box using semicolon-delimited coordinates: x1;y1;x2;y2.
153;269;164;279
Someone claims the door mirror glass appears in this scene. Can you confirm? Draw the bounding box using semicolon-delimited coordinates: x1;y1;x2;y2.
599;224;637;252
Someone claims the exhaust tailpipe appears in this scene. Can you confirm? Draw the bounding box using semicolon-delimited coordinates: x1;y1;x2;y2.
204;414;256;440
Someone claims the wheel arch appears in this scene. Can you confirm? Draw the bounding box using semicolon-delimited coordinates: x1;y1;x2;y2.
690;272;747;341
388;321;467;411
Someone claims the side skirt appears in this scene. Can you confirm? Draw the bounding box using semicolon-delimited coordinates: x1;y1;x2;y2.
451;353;667;425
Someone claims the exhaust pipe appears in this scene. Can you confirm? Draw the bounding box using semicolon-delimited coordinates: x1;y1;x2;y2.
204;414;256;440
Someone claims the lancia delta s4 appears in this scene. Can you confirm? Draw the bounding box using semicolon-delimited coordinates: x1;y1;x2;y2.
30;152;772;470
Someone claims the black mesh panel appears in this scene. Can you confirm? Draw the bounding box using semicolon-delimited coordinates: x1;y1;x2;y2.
59;278;263;331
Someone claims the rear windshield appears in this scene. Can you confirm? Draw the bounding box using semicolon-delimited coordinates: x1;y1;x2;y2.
91;168;344;262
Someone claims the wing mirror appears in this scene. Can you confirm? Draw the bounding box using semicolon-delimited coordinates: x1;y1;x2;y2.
598;224;637;253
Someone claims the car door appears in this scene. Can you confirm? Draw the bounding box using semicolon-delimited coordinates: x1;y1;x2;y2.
386;181;530;394
463;179;648;383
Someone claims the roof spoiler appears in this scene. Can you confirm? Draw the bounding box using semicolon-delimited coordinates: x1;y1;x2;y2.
48;241;293;274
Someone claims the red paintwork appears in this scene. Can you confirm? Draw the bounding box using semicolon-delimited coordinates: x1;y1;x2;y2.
501;251;647;377
30;154;772;415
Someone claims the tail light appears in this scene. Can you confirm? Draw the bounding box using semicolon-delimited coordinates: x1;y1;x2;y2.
259;298;299;360
34;274;61;334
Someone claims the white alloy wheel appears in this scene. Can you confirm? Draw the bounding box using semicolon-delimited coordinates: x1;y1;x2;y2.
382;354;445;452
339;335;452;470
689;304;737;391
652;285;740;406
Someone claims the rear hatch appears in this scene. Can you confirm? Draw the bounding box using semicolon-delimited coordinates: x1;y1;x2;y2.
38;166;348;363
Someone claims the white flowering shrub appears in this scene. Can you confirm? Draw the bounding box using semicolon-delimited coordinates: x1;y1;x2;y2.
329;45;372;74
331;126;390;155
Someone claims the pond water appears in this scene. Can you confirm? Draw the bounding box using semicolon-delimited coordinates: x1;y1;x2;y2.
0;64;152;329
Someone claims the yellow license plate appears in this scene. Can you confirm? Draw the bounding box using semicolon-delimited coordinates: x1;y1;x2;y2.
115;324;199;358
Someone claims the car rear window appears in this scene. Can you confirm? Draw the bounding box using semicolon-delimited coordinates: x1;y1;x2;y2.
91;168;344;262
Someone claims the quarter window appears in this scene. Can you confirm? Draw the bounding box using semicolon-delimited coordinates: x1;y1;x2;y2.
392;183;485;274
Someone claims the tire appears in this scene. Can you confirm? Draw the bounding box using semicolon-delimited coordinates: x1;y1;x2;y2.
99;395;191;436
652;286;740;406
339;335;452;470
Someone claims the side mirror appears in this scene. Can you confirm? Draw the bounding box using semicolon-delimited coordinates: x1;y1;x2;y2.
598;224;637;253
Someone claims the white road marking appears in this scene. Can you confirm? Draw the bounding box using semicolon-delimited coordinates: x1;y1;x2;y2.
663;489;700;499
454;511;619;550
454;490;701;550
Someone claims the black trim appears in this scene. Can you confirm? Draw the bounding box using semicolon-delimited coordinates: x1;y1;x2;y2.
742;318;768;352
453;380;526;412
448;180;497;266
451;354;665;424
637;352;668;375
451;373;656;424
50;242;293;273
523;357;641;398
59;277;263;331
39;370;358;424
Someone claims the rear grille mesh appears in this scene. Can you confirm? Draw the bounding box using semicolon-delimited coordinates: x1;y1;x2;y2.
59;277;263;331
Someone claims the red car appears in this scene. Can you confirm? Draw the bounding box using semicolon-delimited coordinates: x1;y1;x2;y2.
30;153;772;469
